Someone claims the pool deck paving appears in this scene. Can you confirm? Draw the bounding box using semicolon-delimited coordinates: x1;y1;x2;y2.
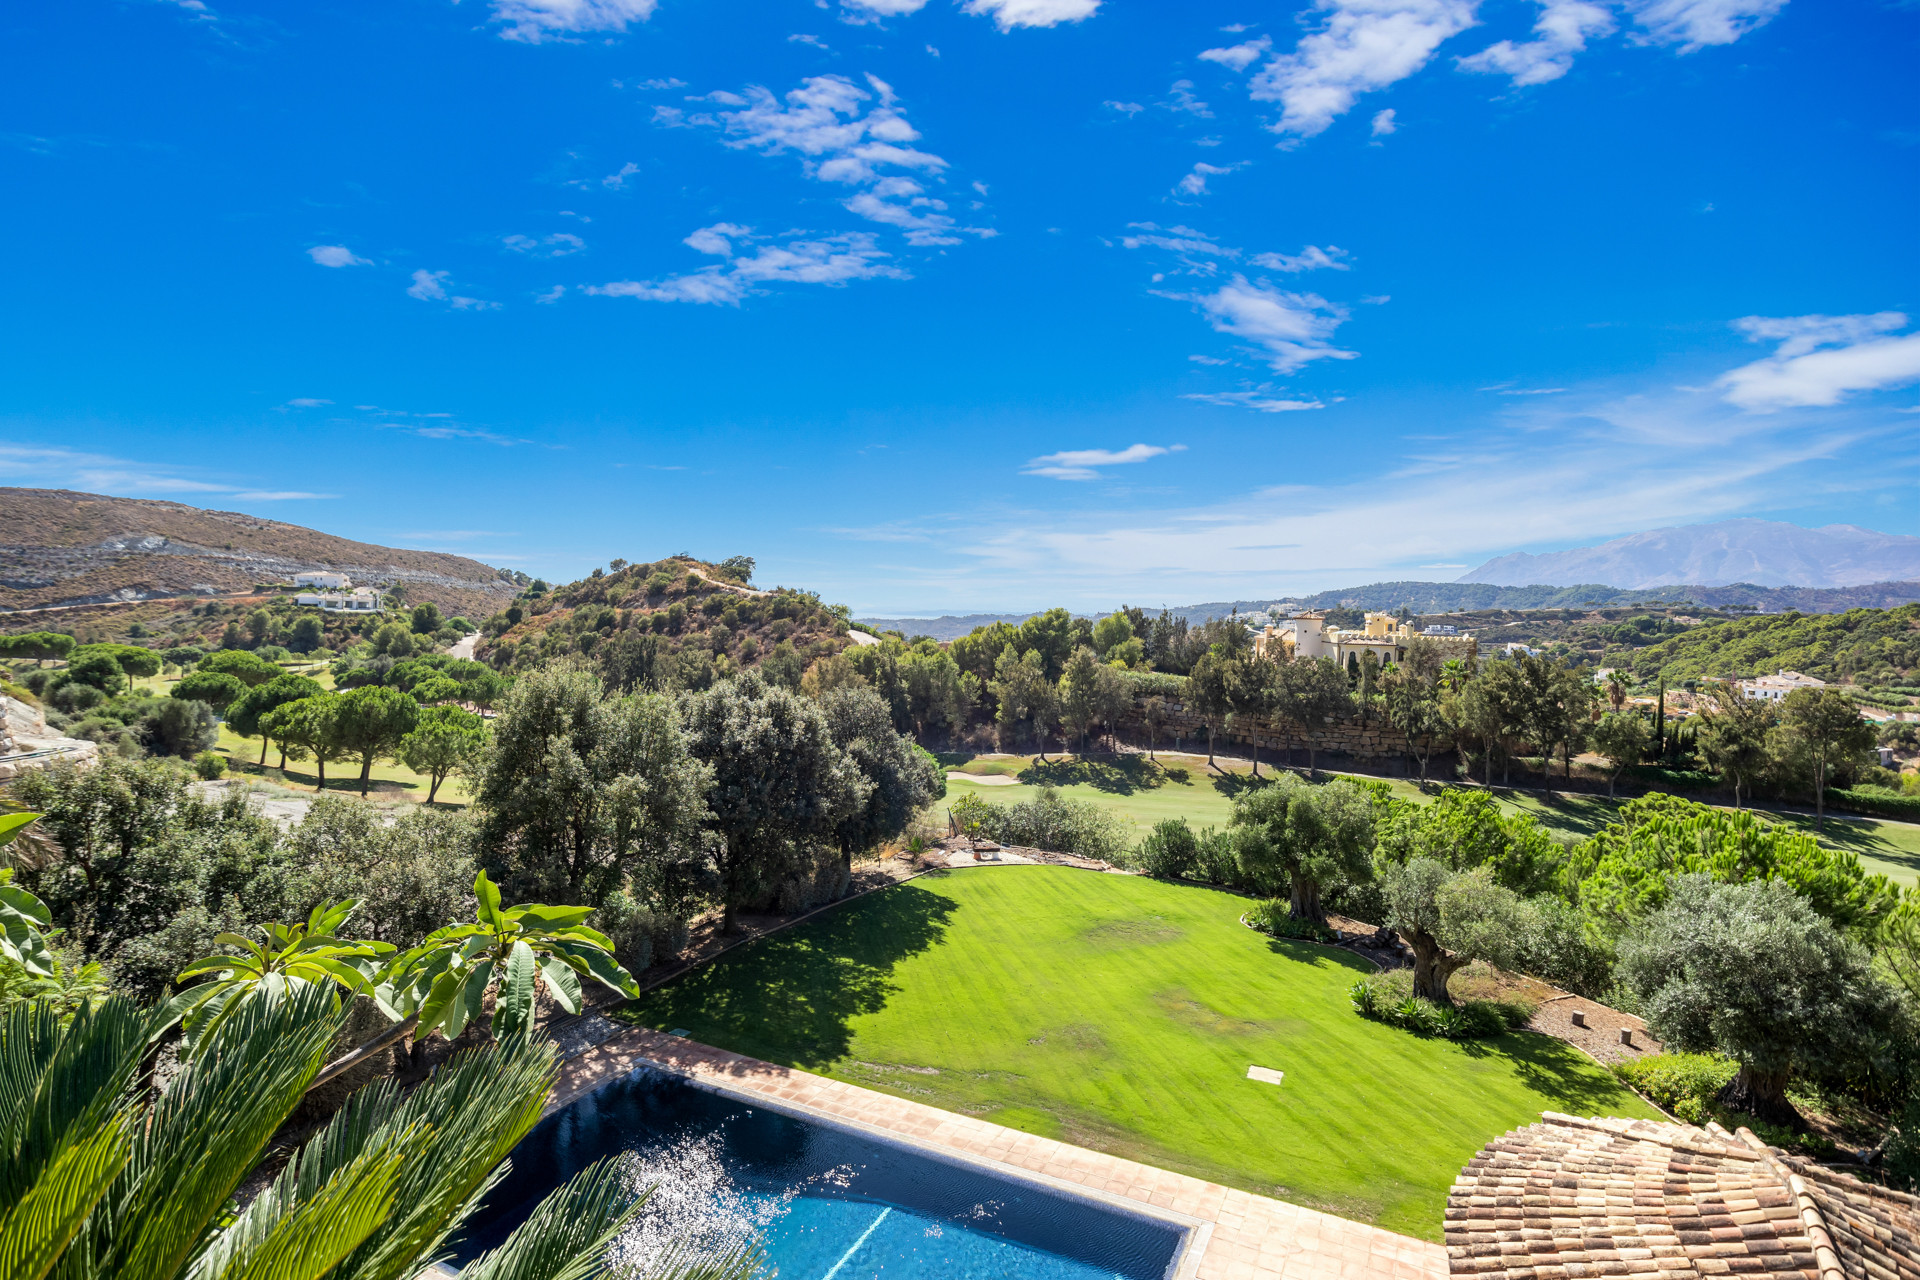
549;1026;1448;1280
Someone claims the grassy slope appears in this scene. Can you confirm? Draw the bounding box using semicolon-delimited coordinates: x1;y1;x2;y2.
622;866;1657;1240
940;752;1920;886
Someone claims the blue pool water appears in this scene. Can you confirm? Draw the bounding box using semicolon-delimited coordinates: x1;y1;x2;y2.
452;1066;1184;1280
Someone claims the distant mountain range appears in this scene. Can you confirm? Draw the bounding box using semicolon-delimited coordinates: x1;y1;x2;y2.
1459;519;1920;589
858;578;1920;640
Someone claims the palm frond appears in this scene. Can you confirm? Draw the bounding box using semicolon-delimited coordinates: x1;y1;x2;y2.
454;1157;644;1280
0;996;149;1209
325;1036;558;1280
83;982;341;1280
0;1113;129;1280
203;1136;407;1280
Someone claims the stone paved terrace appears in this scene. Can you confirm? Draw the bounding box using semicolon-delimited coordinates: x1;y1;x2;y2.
550;1026;1449;1280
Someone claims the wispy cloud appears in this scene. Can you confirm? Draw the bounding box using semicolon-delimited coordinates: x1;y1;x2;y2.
503;232;585;258
586;227;907;306
1717;312;1920;410
485;0;657;43
1023;443;1183;481
1184;390;1327;412
1169;277;1357;373
1457;0;1613;85
406;269;501;310
1251;0;1478;140
658;73;991;249
307;245;370;268
1198;36;1272;72
1371;108;1398;136
960;0;1099;31
1175;161;1240;196
1622;0;1786;50
0;443;335;501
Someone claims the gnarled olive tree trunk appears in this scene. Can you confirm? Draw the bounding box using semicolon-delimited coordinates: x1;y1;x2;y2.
1404;926;1467;1005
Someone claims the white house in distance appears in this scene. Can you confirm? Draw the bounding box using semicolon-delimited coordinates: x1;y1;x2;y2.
292;571;351;589
1739;670;1826;703
296;586;383;613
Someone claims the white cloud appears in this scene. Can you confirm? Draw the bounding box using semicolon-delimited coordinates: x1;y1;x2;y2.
0;443;336;501
1184;390;1326;412
1189;354;1231;365
1250;0;1479;139
503;232;586;258
1165;80;1214;117
960;0;1099;31
1198;36;1272;72
406;269;500;310
1622;0;1786;50
1023;443;1180;481
1176;162;1238;196
839;0;929;17
674;73;988;248
602;162;640;190
1172;277;1357;373
1105;100;1145;115
282;397;332;408
535;285;566;303
307;245;370;268
586;230;907;306
1717;312;1920;411
790;32;829;47
1371;108;1398;135
1457;0;1613;84
486;0;657;43
951;386;1891;604
1250;244;1350;272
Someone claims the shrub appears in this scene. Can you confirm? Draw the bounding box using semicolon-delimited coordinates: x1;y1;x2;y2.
1192;825;1246;888
192;751;228;780
1136;818;1199;878
1828;786;1920;821
1348;970;1526;1040
1612;1053;1739;1124
1246;899;1337;943
949;787;1128;862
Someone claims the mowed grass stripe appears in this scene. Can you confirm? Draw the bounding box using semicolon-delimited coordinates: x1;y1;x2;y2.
623;866;1658;1240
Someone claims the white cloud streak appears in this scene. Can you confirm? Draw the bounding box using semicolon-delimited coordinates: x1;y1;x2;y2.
1023;443;1180;481
486;0;657;43
1457;0;1613;84
586;229;907;306
0;443;335;501
1183;391;1326;412
406;269;500;310
1198;36;1272;72
1621;0;1786;50
1176;162;1238;196
1172;277;1357;373
1717;312;1920;410
960;0;1099;31
1251;0;1479;139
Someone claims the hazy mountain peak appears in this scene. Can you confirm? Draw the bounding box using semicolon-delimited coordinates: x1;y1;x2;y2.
1458;519;1920;590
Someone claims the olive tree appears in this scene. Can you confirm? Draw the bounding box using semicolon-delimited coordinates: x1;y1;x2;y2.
681;671;869;932
1588;711;1650;799
819;685;943;878
476;664;712;907
1232;774;1376;922
1381;859;1530;1003
1618;875;1901;1124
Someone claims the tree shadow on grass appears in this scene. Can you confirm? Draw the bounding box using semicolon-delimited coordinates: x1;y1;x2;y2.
1019;756;1165;795
626;882;959;1071
1486;1031;1645;1115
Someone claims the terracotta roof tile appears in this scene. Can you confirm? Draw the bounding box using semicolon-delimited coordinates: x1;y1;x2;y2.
1449;1116;1917;1280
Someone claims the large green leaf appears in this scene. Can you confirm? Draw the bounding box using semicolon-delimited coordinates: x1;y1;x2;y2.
491;942;537;1042
473;871;505;933
502;904;594;929
535;957;581;1016
0;812;43;849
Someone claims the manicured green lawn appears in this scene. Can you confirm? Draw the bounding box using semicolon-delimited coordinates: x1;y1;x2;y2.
621;866;1657;1240
937;752;1920;886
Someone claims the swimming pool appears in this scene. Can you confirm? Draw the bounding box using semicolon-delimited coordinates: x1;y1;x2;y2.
453;1066;1189;1279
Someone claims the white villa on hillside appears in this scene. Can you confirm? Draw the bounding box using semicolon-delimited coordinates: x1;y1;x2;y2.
292;571;352;589
1738;669;1826;702
296;586;382;613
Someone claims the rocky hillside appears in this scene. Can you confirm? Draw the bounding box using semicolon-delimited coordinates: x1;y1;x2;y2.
476;557;857;690
0;488;520;618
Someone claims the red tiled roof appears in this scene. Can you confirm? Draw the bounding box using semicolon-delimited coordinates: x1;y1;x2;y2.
1446;1113;1920;1280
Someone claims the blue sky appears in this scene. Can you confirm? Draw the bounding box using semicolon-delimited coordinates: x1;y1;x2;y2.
2;0;1916;614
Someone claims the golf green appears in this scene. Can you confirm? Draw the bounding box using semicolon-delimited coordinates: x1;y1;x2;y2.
622;865;1658;1240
